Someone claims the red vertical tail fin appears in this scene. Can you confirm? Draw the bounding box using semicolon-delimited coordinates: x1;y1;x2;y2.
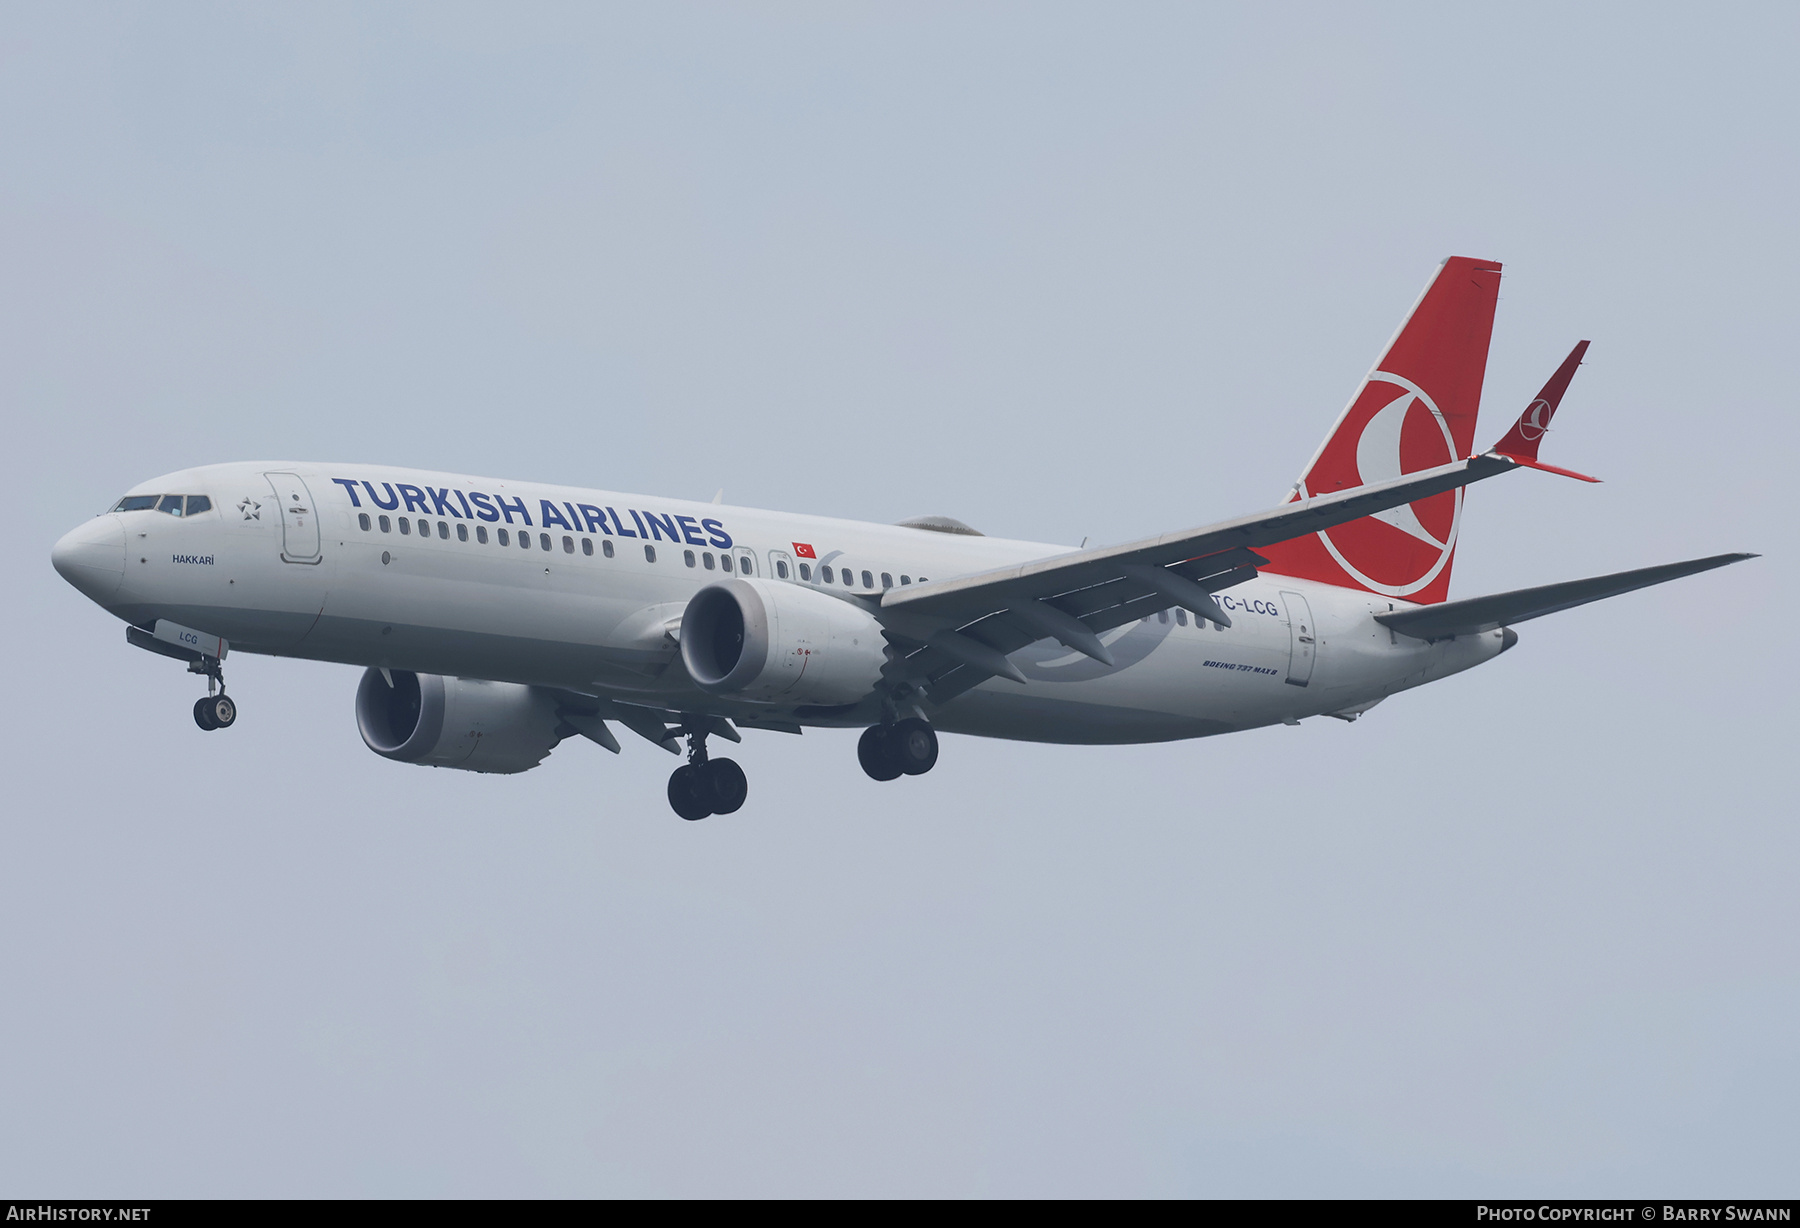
1258;256;1502;605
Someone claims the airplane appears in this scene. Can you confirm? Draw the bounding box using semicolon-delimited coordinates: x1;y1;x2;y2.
50;256;1755;821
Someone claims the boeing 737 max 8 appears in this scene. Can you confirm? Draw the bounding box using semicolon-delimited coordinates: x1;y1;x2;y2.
51;257;1755;819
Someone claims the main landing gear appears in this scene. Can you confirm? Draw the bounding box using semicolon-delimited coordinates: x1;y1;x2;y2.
190;656;237;731
667;719;748;821
858;717;938;782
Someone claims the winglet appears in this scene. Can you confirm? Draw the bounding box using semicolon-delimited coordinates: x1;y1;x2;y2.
1487;340;1598;481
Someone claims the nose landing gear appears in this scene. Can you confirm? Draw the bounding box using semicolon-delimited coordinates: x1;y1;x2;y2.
667;719;748;821
189;656;236;731
858;717;938;781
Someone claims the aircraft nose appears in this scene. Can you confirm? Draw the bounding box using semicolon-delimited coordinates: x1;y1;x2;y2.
52;515;126;603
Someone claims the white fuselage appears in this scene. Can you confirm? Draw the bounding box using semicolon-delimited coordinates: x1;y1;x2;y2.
56;462;1507;744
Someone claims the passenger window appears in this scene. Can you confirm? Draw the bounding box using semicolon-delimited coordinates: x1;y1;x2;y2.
1158;610;1169;624
603;539;614;558
562;535;574;554
477;526;488;544
158;495;184;516
798;562;811;581
498;528;509;546
821;565;833;583
861;570;872;588
644;544;656;562
439;522;450;539
185;496;211;515
581;538;593;556
738;554;753;576
776;560;789;579
719;555;731;572
539;533;551;551
379;515;391;533
399;518;411;535
900;575;911;585
881;573;892;588
115;495;160;512
1176;609;1187;626
519;530;530;548
685;550;697;568
457;523;468;542
358;513;371;531
918;577;928;583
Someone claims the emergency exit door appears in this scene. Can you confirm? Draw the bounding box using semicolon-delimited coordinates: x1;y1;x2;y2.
264;472;321;564
1279;590;1316;687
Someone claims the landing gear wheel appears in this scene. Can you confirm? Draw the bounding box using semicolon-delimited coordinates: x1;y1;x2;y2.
668;764;714;821
702;757;748;815
193;696;219;731
858;725;903;782
892;718;938;776
208;694;237;728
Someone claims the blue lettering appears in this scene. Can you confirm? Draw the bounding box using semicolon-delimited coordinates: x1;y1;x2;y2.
577;504;609;534
495;494;531;526
428;487;461;517
628;509;648;538
469;492;499;522
610;507;637;538
397;484;430;514
702;518;732;549
540;500;574;531
643;511;681;543
454;490;473;518
331;478;363;507
676;515;706;546
362;481;400;511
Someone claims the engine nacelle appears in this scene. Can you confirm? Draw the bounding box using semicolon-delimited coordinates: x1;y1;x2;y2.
680;578;887;705
354;668;562;774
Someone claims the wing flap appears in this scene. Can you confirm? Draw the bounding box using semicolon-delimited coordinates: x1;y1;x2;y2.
1374;552;1757;641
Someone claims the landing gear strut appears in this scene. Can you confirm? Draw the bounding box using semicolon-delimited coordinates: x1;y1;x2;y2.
190;656;236;731
667;719;748;821
858;717;938;781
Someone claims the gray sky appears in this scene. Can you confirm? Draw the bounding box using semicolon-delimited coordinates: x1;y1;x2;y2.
2;2;1793;1197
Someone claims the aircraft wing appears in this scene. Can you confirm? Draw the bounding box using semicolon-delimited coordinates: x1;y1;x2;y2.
1374;552;1757;642
876;453;1520;702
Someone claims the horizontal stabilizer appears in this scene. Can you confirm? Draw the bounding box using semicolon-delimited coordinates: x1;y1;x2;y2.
1375;552;1757;641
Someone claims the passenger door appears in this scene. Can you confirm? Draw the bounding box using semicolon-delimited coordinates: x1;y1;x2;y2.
766;549;794;581
1279;590;1316;687
263;472;321;564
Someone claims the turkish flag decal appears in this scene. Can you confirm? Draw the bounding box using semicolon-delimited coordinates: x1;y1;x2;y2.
792;542;817;559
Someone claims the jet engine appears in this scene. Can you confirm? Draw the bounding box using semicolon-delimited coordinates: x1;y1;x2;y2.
354;668;562;773
680;578;887;706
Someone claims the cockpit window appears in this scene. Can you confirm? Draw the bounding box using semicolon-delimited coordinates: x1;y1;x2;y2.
112;493;212;515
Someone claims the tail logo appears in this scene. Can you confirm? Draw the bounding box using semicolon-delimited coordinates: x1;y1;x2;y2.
1304;371;1462;598
1517;398;1552;442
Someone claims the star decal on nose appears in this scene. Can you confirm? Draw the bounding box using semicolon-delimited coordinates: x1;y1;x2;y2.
238;497;261;521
